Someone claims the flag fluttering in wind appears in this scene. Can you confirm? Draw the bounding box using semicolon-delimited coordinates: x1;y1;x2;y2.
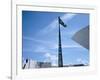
58;16;67;27
58;16;67;67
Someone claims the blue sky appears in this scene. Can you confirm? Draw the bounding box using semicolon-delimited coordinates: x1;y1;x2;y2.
22;11;89;66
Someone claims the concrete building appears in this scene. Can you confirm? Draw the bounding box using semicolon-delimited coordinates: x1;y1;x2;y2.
22;59;51;69
37;62;51;68
72;26;89;49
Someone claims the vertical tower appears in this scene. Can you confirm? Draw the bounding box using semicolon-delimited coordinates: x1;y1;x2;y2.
58;17;63;67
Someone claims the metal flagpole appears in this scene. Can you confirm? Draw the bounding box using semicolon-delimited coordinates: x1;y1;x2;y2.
58;17;63;67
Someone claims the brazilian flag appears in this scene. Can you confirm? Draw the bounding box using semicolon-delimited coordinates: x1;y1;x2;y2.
58;16;67;27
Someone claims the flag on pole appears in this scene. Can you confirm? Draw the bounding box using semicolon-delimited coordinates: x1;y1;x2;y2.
58;17;67;27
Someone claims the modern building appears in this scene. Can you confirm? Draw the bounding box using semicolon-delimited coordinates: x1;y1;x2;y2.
72;26;89;49
22;59;51;69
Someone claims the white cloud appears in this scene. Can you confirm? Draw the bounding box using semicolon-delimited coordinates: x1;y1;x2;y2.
23;44;49;53
23;36;49;44
23;13;77;53
23;36;38;41
23;35;82;54
44;53;51;58
62;44;81;48
76;58;88;65
34;46;48;53
23;36;52;53
76;58;83;63
44;53;58;66
44;53;58;61
61;13;76;21
52;43;82;49
37;20;58;35
36;13;76;35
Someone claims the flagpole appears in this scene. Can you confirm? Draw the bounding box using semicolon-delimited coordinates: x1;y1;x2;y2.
58;17;63;67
